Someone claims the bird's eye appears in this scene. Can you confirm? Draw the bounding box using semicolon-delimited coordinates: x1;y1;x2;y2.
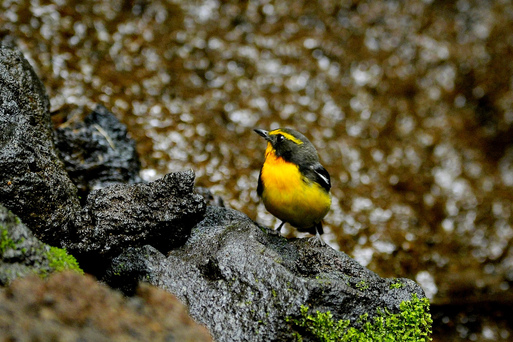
276;134;284;143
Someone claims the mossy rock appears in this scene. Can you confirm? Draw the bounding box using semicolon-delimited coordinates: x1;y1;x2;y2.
0;205;82;285
288;293;432;341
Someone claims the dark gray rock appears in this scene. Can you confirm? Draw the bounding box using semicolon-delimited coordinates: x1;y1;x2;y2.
68;170;206;259
0;42;207;275
54;104;142;202
106;206;425;342
0;43;81;246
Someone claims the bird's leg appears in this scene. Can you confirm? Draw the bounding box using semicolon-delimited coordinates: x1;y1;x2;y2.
310;230;326;246
309;223;326;247
269;221;285;236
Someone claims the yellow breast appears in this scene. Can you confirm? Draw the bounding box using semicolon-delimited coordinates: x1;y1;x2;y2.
260;146;331;230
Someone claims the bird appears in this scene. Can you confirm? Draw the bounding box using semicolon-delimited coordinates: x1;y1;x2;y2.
254;128;331;245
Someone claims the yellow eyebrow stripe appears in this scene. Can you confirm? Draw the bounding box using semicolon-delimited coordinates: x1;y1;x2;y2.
269;129;303;145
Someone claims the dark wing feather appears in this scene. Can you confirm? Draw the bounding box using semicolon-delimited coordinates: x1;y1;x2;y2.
257;169;264;196
310;163;331;192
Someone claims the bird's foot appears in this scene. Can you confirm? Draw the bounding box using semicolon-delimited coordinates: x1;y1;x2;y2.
308;231;327;247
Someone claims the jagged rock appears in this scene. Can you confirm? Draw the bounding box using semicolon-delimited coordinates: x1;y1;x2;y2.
68;170;206;261
105;206;426;341
0;271;212;342
0;42;206;268
0;205;82;286
0;42;81;246
54;104;142;202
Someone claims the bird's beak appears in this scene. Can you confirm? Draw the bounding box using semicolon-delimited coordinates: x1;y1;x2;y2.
254;129;271;141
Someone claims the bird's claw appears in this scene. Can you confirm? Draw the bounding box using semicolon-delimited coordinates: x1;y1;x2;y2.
308;232;327;247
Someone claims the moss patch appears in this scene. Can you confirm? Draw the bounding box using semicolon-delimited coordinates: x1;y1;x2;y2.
0;226;16;256
288;294;432;341
1;207;84;285
390;281;404;289
45;246;83;275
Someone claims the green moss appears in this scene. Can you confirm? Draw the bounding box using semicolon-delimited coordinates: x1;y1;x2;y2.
355;280;369;291
0;226;16;256
289;305;351;341
1;216;83;279
45;246;83;275
390;281;404;289
287;294;432;342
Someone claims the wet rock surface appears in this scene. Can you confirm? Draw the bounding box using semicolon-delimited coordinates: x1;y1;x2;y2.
0;271;212;342
106;206;425;341
70;170;206;264
0;42;206;271
0;42;81;246
54;104;142;202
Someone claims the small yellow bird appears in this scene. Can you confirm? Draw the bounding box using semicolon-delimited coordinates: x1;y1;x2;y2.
254;128;331;244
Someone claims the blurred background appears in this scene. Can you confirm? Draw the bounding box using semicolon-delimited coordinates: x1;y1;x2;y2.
2;0;513;340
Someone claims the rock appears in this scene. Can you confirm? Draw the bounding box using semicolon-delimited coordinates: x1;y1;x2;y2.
0;42;207;269
0;204;82;286
0;41;81;246
68;170;206;267
0;271;212;342
105;206;426;341
54;104;142;202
